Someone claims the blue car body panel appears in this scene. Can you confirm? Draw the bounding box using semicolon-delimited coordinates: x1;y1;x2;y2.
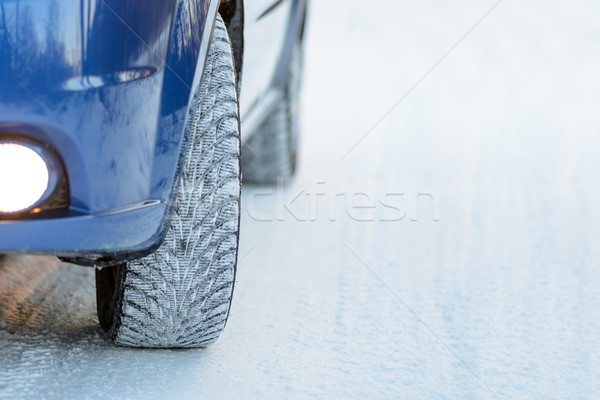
0;0;216;256
0;0;308;261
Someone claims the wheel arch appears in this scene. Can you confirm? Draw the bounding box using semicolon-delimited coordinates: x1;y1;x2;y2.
271;0;308;90
220;0;244;92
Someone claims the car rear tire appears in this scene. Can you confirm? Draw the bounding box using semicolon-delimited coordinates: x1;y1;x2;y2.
241;39;303;184
95;14;241;348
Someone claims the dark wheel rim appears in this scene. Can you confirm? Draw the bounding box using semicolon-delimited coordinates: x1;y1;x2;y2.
95;264;123;331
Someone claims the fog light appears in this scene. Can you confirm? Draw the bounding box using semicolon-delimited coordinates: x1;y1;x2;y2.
0;143;49;213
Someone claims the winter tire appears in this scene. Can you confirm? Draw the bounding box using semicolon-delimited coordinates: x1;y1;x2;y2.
241;38;303;184
95;14;241;348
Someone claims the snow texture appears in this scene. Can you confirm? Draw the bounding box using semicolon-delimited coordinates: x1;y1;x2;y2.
1;0;600;398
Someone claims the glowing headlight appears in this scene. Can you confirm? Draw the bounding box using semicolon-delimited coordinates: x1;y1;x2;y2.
0;143;50;214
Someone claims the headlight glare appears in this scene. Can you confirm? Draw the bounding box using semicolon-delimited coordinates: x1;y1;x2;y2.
0;143;50;214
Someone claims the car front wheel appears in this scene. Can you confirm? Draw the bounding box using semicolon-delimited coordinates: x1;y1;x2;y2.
95;13;241;348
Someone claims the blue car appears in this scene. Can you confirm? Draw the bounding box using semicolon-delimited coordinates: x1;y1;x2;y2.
0;0;307;347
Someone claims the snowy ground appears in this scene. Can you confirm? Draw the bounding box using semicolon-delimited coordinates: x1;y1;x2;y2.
2;0;600;398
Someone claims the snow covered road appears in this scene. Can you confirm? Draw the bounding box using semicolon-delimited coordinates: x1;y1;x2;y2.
2;0;600;398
